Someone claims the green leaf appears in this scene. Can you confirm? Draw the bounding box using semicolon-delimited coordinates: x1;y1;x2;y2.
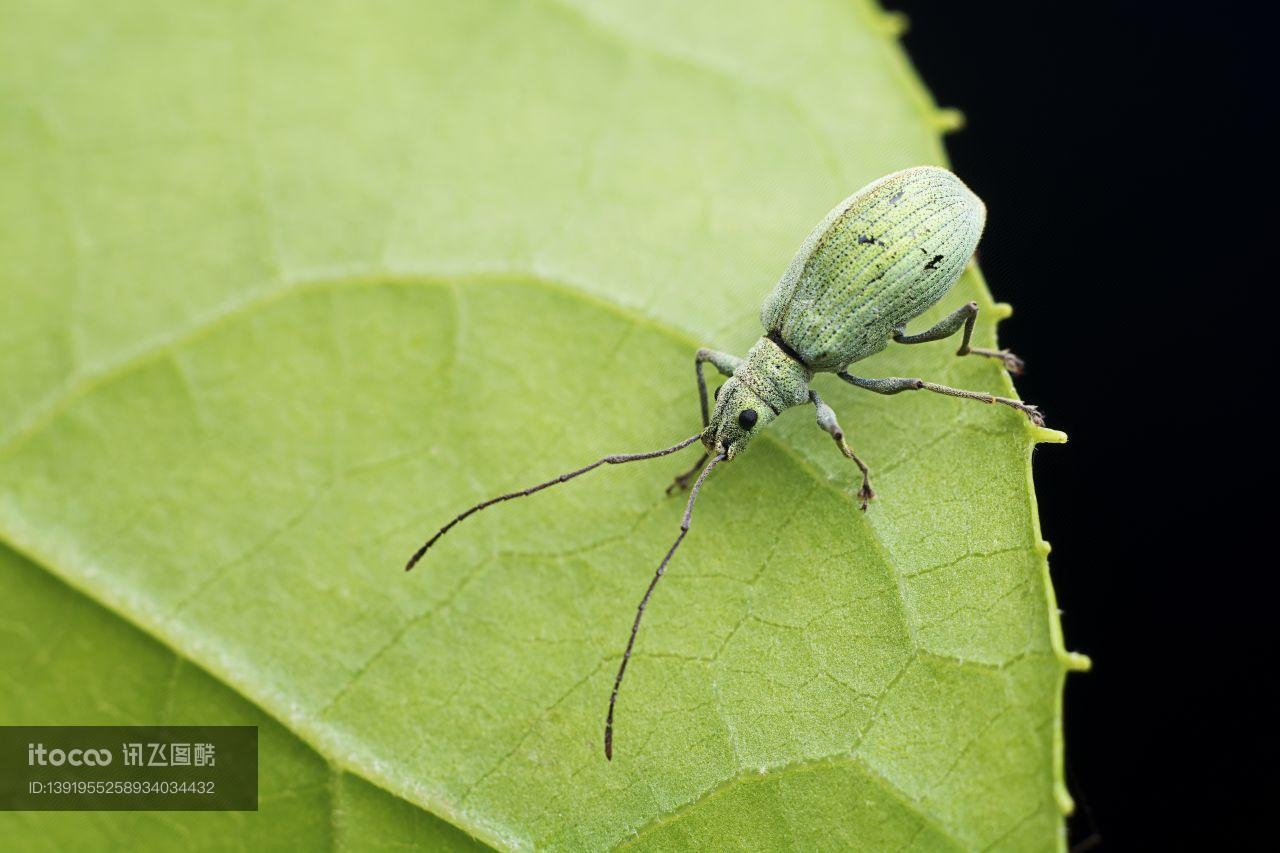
0;0;1082;849
0;545;480;850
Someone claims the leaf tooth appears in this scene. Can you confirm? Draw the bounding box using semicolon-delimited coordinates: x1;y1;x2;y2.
1033;427;1069;444
1062;651;1093;672
932;108;966;133
873;10;910;37
1056;780;1077;815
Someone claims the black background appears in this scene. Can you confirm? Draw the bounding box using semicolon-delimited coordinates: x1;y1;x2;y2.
881;1;1265;848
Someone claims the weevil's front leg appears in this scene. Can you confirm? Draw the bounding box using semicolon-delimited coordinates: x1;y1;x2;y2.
667;348;743;494
810;390;875;510
837;372;1045;427
892;301;1025;375
691;348;744;427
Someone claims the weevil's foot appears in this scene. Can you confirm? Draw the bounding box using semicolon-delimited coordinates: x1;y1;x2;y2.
666;453;711;495
995;396;1044;426
968;346;1025;375
1020;404;1046;427
858;481;876;511
999;351;1026;375
665;471;696;495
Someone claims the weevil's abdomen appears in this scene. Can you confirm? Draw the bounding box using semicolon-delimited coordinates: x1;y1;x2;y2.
761;166;986;371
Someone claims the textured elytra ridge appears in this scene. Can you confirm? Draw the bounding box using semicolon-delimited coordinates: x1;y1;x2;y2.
0;0;1081;850
763;166;986;370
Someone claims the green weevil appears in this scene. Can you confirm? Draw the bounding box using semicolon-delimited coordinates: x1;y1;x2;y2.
406;165;1043;760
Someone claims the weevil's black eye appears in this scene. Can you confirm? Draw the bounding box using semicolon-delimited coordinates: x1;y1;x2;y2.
738;408;758;430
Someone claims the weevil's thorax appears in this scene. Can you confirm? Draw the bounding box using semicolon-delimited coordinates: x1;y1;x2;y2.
740;336;813;410
702;337;811;460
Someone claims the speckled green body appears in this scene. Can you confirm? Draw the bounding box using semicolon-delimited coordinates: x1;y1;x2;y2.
705;166;987;459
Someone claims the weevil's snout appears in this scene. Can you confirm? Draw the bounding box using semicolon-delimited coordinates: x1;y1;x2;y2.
699;423;717;454
705;378;774;460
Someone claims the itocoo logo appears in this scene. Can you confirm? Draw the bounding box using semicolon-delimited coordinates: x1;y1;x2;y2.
27;743;112;766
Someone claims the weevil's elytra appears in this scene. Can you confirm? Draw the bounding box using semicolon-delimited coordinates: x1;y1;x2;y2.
406;165;1043;761
760;166;987;372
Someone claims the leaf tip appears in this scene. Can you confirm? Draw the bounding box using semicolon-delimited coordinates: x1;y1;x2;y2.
990;301;1014;321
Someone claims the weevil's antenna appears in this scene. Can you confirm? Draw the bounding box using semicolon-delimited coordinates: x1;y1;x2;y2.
604;451;725;761
405;433;702;572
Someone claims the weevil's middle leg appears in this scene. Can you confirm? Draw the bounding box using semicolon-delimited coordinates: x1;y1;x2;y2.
667;348;742;494
837;372;1045;426
810;390;875;510
893;301;1025;375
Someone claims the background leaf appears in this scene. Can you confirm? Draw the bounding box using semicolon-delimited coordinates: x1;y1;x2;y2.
0;0;1080;849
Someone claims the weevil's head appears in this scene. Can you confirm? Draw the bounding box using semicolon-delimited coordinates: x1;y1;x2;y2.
703;377;777;461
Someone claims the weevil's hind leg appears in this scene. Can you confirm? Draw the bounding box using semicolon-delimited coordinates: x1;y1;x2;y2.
810;390;875;510
667;348;742;494
837;372;1045;427
892;301;1025;375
